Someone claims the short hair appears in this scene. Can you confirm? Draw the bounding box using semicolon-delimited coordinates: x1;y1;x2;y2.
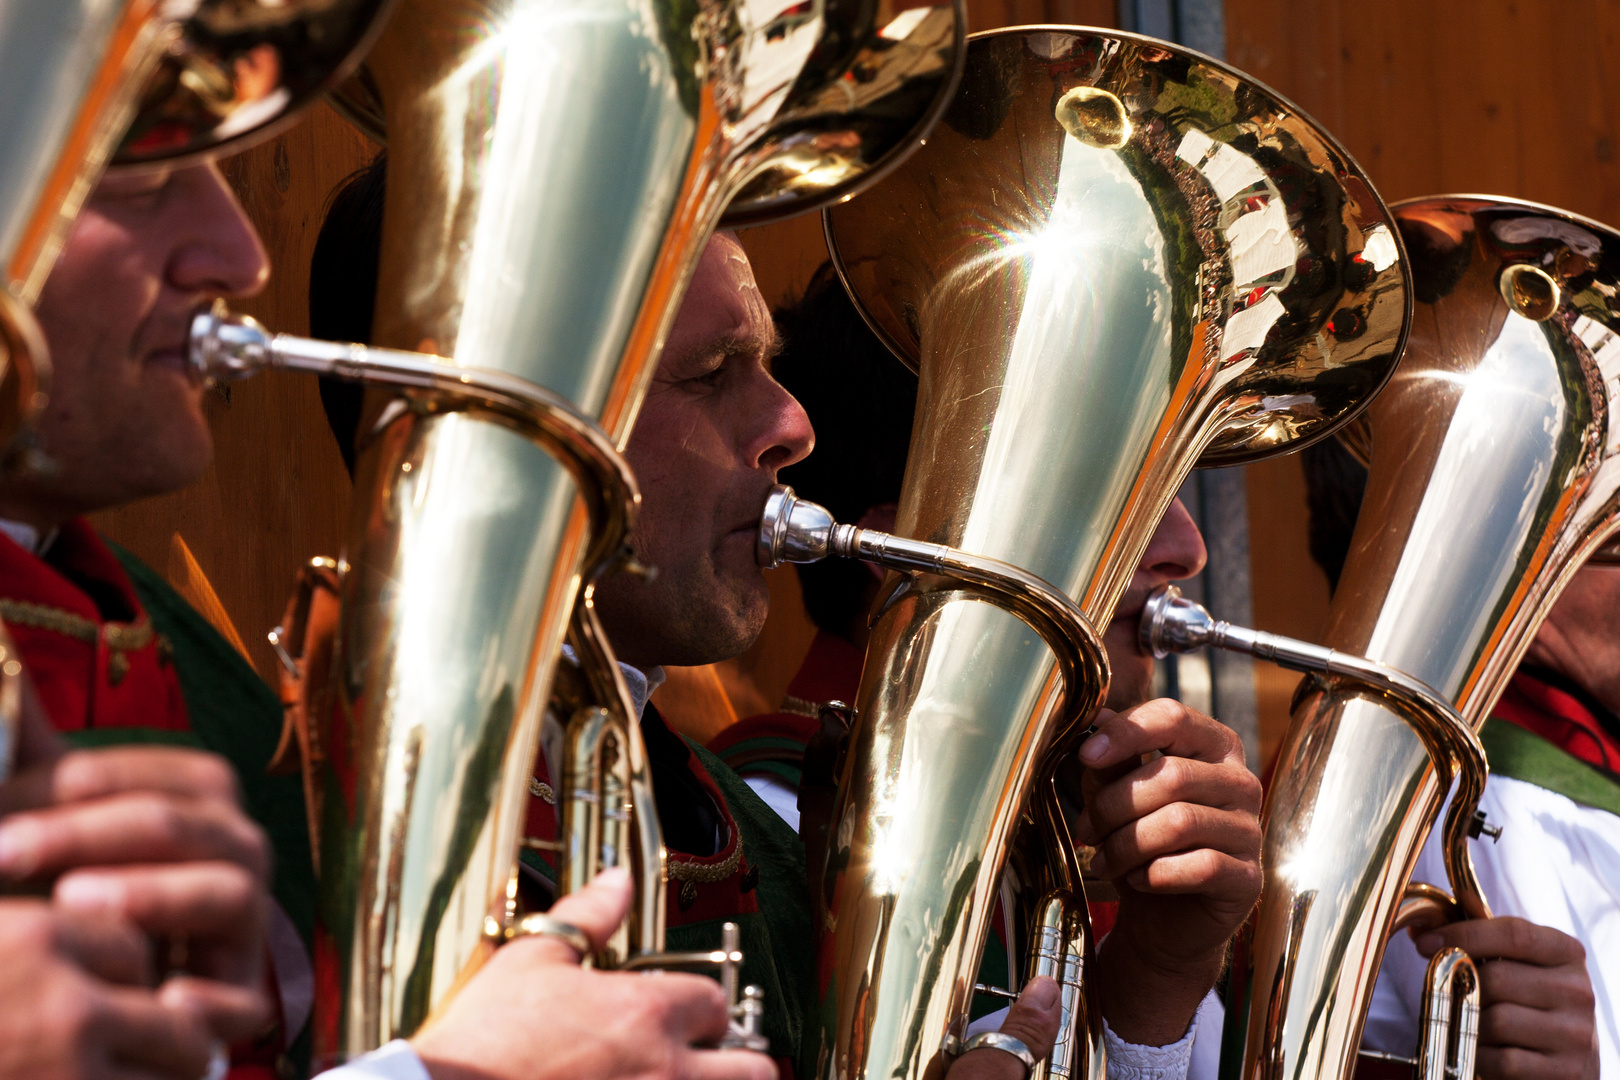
773;264;918;635
1300;436;1368;593
308;152;386;474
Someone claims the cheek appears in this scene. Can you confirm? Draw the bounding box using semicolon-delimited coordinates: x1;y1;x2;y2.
34;222;155;384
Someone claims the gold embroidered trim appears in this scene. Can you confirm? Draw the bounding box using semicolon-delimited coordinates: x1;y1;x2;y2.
666;840;744;885
529;778;556;804
0;598;154;649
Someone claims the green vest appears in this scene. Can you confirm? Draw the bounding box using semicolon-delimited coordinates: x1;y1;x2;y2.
672;740;818;1071
91;545;318;943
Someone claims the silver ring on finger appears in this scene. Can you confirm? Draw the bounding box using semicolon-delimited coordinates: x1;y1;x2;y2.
962;1032;1036;1079
507;912;593;961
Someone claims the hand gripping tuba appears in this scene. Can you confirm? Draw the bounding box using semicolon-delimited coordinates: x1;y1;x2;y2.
810;26;1410;1080
1150;197;1620;1080
196;0;969;1061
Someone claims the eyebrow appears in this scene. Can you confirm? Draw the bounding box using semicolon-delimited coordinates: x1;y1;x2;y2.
677;324;783;370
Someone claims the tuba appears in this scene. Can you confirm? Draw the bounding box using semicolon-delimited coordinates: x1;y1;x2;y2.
190;0;970;1061
786;25;1410;1080
1146;196;1620;1080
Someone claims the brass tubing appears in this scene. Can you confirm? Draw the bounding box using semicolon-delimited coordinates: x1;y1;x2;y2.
1140;584;1493;923
1418;948;1480;1080
563;598;667;964
1024;892;1100;1080
189;302;638;576
759;484;1110;1072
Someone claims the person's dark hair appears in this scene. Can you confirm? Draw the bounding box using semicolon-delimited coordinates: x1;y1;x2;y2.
308;152;386;474
773;264;918;637
1300;436;1368;593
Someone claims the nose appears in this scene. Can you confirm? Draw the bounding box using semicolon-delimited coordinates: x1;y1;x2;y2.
1139;496;1208;583
745;374;815;474
165;164;270;300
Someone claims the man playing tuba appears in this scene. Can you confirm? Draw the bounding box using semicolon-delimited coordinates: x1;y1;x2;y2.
3;158;783;1080
310;167;1266;1080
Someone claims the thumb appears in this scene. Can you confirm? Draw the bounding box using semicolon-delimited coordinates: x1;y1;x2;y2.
540;866;633;950
996;976;1062;1063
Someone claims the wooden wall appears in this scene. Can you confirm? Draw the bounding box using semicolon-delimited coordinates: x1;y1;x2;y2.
88;4;1620;757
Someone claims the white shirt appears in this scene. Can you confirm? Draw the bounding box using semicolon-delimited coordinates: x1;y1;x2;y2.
1364;774;1620;1075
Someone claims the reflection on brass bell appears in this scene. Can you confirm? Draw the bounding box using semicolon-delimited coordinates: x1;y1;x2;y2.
1055;87;1132;150
1498;263;1561;321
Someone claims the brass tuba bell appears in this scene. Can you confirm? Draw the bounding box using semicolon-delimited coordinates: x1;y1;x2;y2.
1146;196;1620;1080
190;0;971;1061
802;25;1410;1080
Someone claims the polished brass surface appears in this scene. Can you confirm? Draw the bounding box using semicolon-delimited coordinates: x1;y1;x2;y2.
758;483;1109;1080
327;0;966;229
1140;583;1493;923
1235;196;1620;1080
1417;949;1479;1080
196;305;782;1045
815;26;1408;1080
296;0;966;1058
114;0;394;166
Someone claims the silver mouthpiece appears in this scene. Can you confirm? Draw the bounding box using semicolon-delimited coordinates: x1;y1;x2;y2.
188;298;272;385
756;484;851;568
1139;584;1221;658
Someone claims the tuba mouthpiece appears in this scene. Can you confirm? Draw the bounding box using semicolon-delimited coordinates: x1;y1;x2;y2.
188;299;272;386
1139;584;1219;658
757;485;849;568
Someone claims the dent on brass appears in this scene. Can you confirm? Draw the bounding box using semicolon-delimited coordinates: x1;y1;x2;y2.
815;26;1409;1080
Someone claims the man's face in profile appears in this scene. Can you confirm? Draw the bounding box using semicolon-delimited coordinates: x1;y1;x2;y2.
593;233;814;670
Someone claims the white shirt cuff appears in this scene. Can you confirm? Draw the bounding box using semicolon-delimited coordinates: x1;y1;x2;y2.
1103;1015;1197;1080
316;1040;433;1080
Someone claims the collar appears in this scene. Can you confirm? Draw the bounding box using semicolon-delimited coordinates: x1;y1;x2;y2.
0;518;59;557
1496;665;1620;775
620;662;666;721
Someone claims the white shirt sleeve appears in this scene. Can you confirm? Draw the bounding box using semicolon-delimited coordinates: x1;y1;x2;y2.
1103;1012;1197;1080
316;1040;433;1080
965;992;1215;1080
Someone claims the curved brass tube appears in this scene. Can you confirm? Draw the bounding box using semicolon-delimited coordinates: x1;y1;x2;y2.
759;485;1110;732
1139;583;1493;923
190;301;638;577
759;483;1110;1077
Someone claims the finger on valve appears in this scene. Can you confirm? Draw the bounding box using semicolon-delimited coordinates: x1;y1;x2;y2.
949;977;1061;1080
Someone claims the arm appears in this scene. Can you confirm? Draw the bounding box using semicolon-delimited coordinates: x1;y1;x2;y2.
1412;918;1598;1080
1073;700;1263;1047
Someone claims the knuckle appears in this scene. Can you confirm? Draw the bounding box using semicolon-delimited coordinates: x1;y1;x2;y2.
1236;769;1264;809
187;752;242;803
1163;801;1202;837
